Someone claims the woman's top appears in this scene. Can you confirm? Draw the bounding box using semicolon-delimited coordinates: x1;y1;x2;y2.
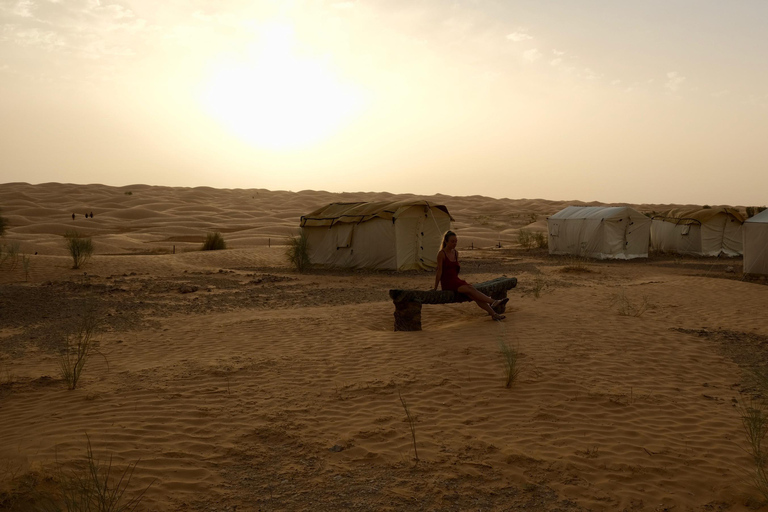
440;249;469;292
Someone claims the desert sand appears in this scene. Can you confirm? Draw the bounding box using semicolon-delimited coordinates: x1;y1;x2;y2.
1;182;767;511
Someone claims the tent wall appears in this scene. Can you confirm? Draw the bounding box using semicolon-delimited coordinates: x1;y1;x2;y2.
548;207;650;260
394;205;451;270
304;218;397;270
302;202;452;270
650;209;743;256
650;221;703;255
744;210;768;276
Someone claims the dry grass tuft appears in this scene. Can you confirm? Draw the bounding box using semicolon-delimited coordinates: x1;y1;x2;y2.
398;391;419;464
499;338;521;388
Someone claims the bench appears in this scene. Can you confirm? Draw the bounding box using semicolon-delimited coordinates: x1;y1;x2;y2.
388;277;518;331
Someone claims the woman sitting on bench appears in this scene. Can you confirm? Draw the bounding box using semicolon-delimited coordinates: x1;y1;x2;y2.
434;230;507;321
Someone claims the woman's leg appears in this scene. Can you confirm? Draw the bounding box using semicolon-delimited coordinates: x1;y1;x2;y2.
457;285;504;318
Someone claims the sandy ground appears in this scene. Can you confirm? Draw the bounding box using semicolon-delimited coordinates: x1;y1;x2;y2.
1;182;767;511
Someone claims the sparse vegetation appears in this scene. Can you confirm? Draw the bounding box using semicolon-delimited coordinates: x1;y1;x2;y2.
2;241;20;270
499;338;521;388
518;229;533;249
398;391;419;464
64;231;94;270
286;230;311;273
52;434;152;512
533;231;547;249
0;209;6;237
59;312;107;390
201;231;227;251
740;399;768;502
612;288;649;317
124;191;133;196
559;255;591;273
529;274;548;299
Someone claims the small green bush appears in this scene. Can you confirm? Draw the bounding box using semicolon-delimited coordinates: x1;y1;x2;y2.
286;231;311;272
518;229;533;249
533;231;548;249
64;231;94;269
201;232;226;251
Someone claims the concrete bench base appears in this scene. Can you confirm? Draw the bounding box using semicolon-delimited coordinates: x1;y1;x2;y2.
388;277;518;331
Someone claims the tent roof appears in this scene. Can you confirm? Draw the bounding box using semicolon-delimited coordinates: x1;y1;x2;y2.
652;207;745;226
300;200;453;227
745;209;768;224
548;206;646;221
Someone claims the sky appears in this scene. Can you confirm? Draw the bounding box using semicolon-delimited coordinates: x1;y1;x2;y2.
1;0;767;205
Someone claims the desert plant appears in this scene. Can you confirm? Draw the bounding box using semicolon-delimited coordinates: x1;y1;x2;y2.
201;231;226;251
2;241;20;270
499;338;520;388
64;231;93;270
529;274;548;299
59;312;106;390
517;229;533;249
286;230;311;273
533;231;548;249
742;399;768;468
398;391;419;464
53;434;152;512
0;210;6;237
612;289;649;317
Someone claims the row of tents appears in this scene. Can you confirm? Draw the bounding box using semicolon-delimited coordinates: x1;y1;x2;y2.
298;200;768;276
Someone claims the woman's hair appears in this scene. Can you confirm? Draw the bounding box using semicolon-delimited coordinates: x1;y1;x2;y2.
441;230;457;249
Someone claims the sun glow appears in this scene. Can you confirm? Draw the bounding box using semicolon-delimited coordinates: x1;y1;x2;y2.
201;23;365;150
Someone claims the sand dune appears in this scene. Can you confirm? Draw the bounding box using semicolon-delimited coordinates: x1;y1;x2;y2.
1;182;766;511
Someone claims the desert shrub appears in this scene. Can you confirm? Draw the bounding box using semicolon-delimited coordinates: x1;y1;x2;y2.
64;231;93;269
286;231;311;272
201;232;226;251
124;191;132;196
612;288;649;317
59;312;106;390
702;205;711;209
499;338;520;388
2;241;20;270
518;229;533;249
533;231;548;249
51;434;152;512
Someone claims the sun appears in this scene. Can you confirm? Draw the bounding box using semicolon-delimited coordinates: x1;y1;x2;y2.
201;23;365;150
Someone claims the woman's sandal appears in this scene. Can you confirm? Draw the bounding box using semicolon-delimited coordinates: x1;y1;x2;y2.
492;313;506;321
491;298;510;309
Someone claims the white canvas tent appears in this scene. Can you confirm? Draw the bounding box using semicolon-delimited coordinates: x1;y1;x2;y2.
744;209;768;276
547;206;651;260
300;200;453;270
650;208;744;256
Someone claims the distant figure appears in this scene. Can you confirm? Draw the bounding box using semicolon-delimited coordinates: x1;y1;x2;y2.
72;213;75;221
89;212;94;218
84;213;88;219
434;230;508;321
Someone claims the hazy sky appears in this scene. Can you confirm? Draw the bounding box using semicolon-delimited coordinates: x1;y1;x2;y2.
1;0;767;205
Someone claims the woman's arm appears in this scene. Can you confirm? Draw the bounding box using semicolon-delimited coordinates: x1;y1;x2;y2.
434;251;444;290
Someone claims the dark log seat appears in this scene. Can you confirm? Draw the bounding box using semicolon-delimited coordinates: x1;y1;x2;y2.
388;277;518;331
